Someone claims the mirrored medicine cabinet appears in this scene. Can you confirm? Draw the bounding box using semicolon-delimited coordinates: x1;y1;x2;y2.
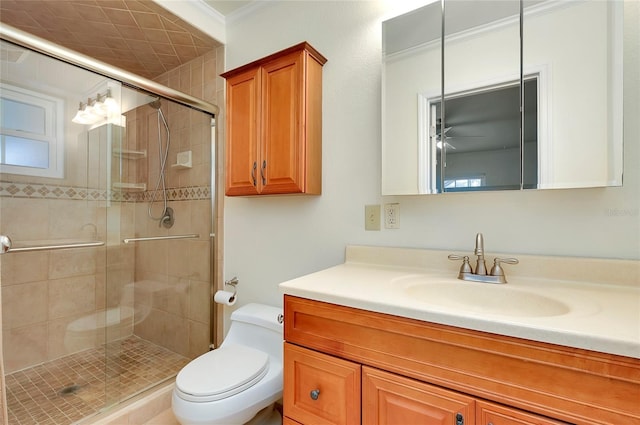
381;0;625;195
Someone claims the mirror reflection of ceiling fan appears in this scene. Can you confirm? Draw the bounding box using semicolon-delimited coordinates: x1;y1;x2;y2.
432;118;483;150
431;119;456;150
435;126;455;149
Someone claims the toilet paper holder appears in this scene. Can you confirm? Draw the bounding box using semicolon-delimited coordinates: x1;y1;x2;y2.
224;276;239;297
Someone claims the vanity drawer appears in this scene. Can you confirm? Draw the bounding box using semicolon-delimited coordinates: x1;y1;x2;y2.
363;365;476;425
476;400;569;425
284;342;361;425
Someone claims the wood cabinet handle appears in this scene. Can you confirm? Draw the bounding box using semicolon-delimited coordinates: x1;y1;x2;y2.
261;160;266;185
251;162;257;186
309;389;320;400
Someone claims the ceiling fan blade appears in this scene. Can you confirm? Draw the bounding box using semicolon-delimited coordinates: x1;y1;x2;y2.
444;135;485;139
436;141;456;150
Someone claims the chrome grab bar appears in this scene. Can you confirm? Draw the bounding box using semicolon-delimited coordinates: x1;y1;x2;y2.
123;234;199;244
0;235;104;254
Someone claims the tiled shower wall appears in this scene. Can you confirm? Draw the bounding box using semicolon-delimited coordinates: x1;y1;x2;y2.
0;289;5;425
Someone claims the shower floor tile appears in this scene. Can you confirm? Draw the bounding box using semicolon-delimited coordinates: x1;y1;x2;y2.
5;336;190;425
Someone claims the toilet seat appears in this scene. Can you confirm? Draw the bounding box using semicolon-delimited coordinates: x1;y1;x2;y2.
175;344;270;403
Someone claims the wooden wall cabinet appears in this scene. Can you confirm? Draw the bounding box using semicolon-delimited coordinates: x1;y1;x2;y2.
221;42;326;196
283;295;640;425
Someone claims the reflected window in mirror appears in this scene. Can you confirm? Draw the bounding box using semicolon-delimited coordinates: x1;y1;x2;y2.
425;78;539;193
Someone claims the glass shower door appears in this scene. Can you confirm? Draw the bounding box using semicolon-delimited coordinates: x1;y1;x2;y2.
102;87;214;408
1;40;214;424
0;41;119;422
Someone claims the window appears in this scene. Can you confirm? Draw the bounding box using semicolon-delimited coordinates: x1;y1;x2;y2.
0;83;64;178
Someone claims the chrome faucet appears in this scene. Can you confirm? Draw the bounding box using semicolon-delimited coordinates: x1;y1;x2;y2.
448;233;518;284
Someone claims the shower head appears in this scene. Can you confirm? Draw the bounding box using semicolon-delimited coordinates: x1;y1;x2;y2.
148;98;162;110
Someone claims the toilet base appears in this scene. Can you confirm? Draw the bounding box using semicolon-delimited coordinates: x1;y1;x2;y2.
245;404;281;425
172;393;283;425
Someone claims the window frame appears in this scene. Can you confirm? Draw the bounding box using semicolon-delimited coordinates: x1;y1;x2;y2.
0;82;65;178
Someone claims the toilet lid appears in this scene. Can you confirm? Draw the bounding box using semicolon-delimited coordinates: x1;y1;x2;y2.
175;344;269;402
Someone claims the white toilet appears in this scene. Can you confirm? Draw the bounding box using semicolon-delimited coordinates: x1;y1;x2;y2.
172;303;284;425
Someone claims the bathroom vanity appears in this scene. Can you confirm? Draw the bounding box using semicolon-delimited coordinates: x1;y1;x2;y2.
279;246;640;424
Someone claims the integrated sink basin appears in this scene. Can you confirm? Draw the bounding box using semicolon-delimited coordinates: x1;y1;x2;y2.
402;281;572;318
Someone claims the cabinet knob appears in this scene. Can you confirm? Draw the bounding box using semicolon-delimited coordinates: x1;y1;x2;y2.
456;413;464;425
309;389;320;400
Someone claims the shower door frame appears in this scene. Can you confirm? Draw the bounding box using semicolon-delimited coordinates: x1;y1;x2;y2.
0;22;222;420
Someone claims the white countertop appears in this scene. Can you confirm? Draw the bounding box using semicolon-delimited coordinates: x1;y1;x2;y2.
279;246;640;359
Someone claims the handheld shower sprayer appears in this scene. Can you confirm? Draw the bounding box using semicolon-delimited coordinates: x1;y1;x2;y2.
147;98;174;228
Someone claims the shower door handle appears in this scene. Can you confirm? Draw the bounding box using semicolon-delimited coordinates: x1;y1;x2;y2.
0;235;11;254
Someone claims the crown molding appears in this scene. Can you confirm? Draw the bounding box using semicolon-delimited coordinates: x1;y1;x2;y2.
152;0;226;45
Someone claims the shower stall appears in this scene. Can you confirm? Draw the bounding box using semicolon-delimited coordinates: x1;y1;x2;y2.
0;27;218;424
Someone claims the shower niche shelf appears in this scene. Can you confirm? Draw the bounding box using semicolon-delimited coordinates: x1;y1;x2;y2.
112;182;146;192
171;163;192;170
113;148;147;159
171;150;192;170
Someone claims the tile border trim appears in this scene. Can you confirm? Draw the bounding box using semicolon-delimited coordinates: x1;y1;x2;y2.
0;181;211;202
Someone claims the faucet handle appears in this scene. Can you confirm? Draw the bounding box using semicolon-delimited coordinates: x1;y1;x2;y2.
448;254;473;274
490;257;519;277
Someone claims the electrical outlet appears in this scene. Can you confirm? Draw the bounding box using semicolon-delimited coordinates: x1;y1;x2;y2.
365;205;381;231
384;203;400;229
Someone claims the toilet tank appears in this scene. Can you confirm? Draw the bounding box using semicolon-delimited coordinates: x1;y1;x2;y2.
221;303;283;360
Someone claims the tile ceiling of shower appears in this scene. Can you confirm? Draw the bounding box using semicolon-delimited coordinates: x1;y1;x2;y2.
0;0;222;79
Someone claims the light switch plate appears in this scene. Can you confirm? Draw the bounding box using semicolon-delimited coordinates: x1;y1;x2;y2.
365;205;381;231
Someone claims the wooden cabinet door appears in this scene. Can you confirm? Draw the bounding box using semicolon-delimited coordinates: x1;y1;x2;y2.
476;400;569;425
225;66;261;196
283;416;303;425
363;366;475;425
222;43;324;196
260;50;305;194
284;343;361;425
